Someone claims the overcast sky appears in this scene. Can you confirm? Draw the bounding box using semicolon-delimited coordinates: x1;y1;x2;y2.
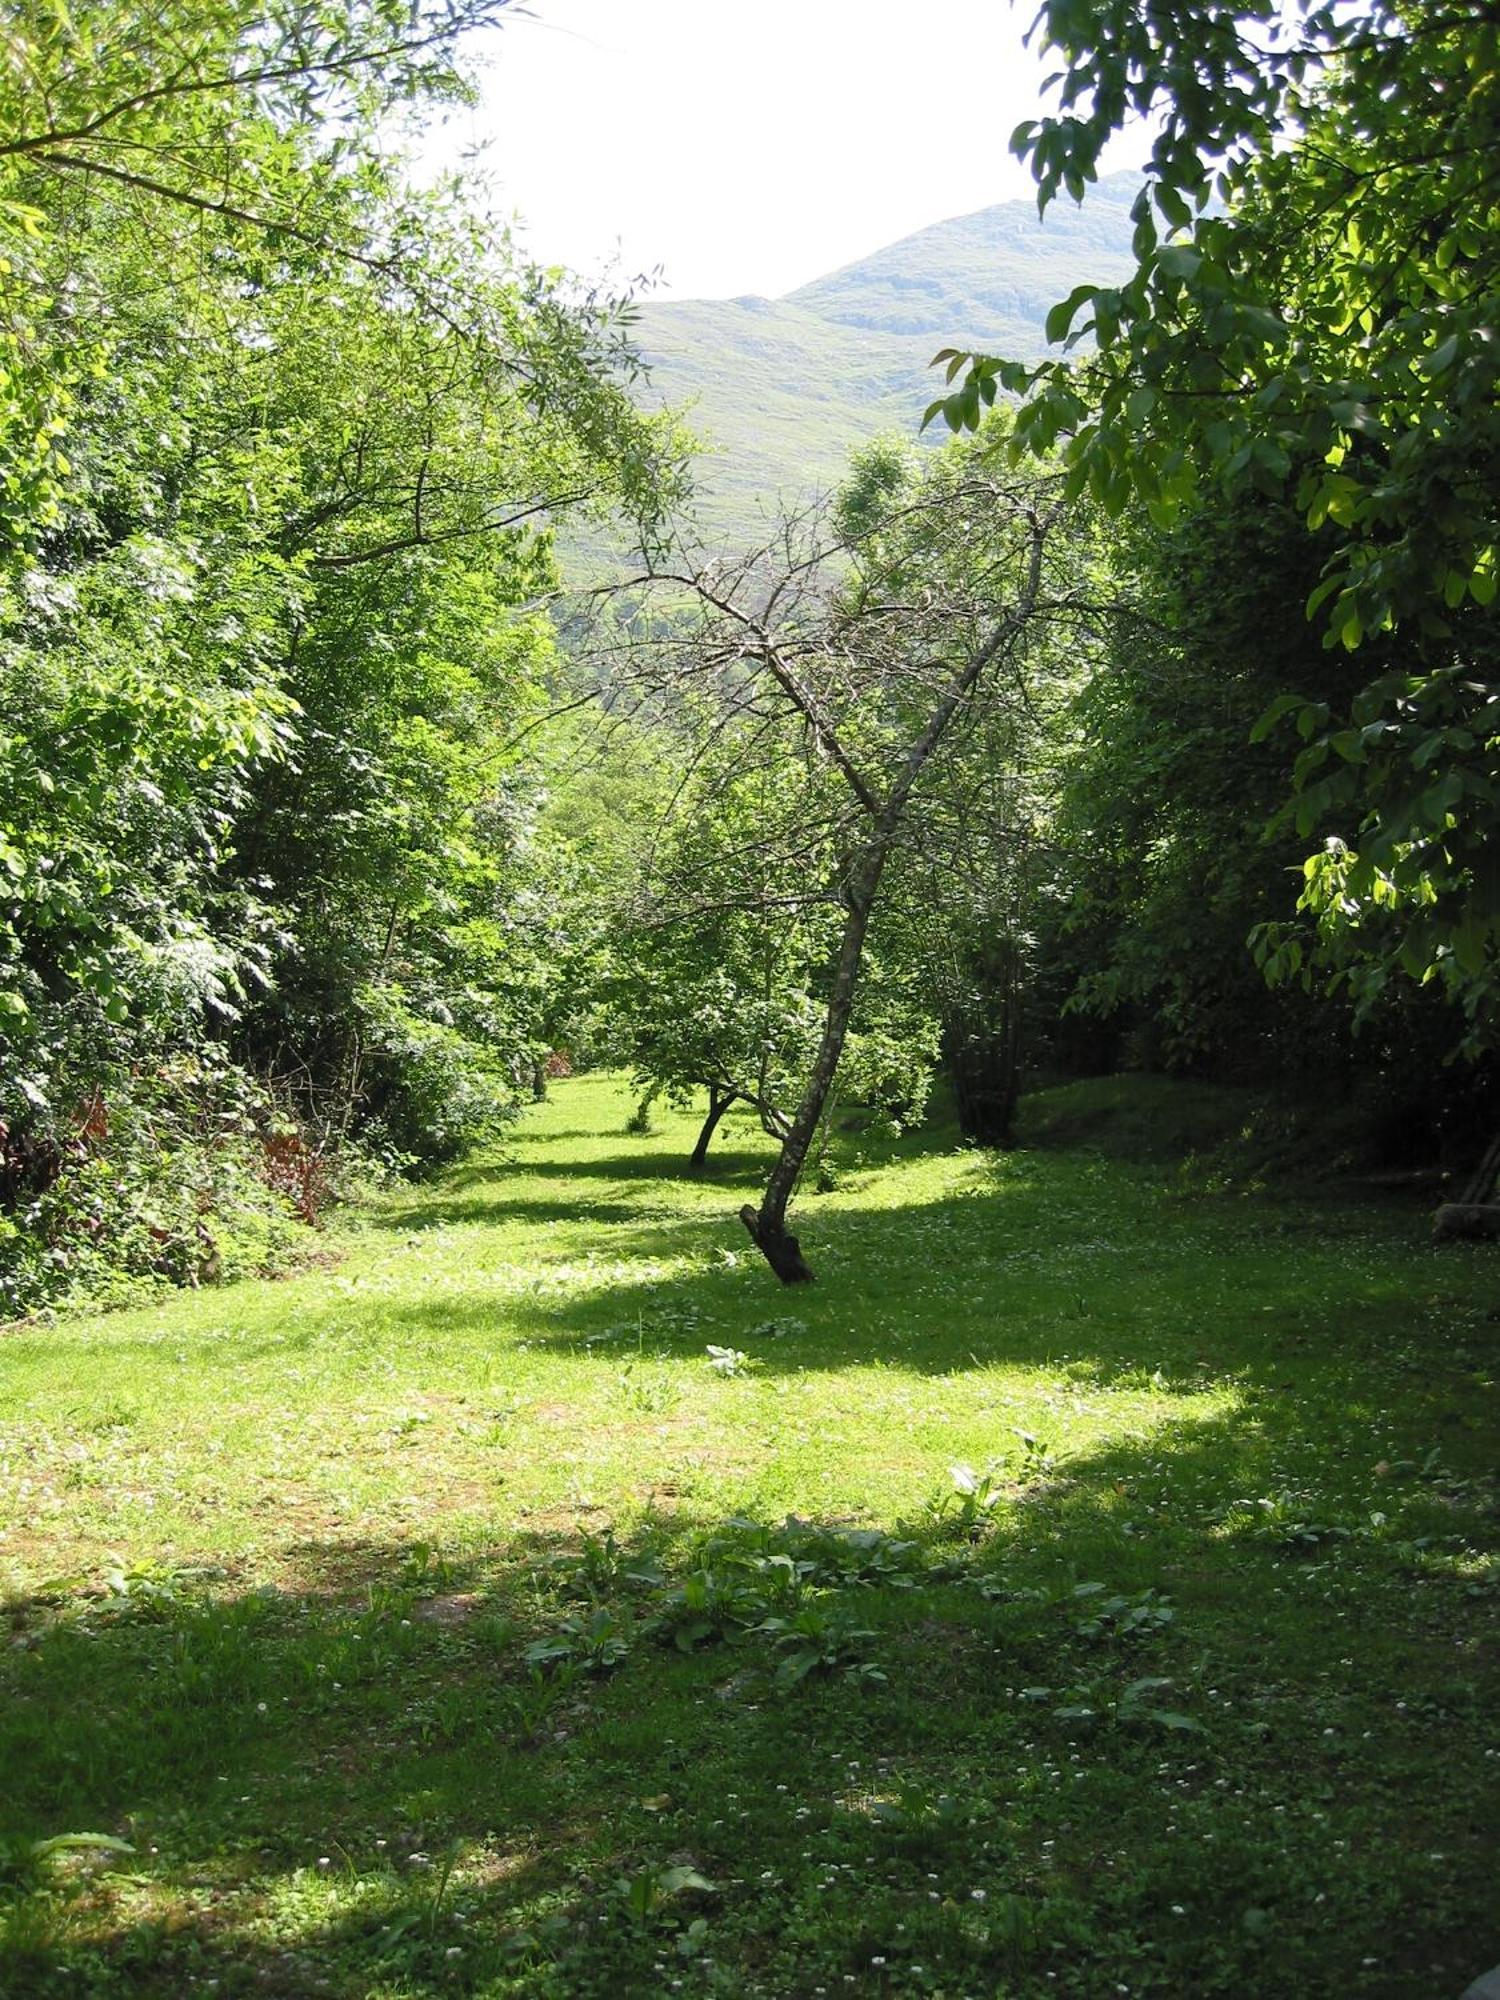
422;0;1150;300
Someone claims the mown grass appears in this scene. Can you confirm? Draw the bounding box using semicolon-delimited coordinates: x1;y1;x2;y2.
1;1073;1497;1998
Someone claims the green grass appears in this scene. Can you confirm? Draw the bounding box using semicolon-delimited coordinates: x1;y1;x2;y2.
2;1073;1497;1997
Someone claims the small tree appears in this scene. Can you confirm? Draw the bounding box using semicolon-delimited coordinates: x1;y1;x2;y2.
604;435;1086;1281
607;724;939;1171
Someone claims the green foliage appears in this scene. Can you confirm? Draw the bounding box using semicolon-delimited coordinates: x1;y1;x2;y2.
1027;1674;1204;1735
0;0;679;1308
0;0;522;552
929;1461;1007;1538
755;1605;884;1687
839;432;1090;1140
1251;634;1500;1047
1069;1582;1175;1643
608;1862;716;1929
1036;489;1376;1077
523;1606;633;1675
937;0;1500;1038
0;1831;134;1899
1033;449;1500;1099
604;731;940;1159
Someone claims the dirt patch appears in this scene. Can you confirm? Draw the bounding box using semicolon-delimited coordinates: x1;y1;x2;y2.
412;1591;483;1627
512;1502;612;1531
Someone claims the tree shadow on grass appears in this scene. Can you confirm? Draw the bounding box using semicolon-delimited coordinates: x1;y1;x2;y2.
383;1196;705;1233
7;1080;1495;1988
1;1153;1474;1421
1;1383;1496;1998
378;1147;775;1234
365;1156;1460;1401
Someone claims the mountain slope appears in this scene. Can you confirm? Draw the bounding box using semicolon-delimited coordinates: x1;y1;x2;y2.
631;176;1138;546
786;173;1138;348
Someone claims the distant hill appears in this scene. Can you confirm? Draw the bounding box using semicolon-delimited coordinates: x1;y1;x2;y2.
630;174;1139;548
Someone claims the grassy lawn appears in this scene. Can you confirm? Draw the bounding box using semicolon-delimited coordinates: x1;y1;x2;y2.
2;1073;1497;1998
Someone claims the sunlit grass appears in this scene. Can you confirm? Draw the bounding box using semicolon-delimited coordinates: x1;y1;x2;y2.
1;1074;1496;1996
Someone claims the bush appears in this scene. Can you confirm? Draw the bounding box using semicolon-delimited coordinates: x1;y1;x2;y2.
0;1060;305;1320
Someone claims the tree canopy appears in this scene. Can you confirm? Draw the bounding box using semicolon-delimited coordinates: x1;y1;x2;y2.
0;0;682;1311
933;0;1500;1043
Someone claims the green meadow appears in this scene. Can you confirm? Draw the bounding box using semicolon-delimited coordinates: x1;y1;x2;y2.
2;1074;1496;1997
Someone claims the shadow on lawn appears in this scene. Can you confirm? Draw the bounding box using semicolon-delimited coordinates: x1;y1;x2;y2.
384;1196;708;1233
1;1376;1496;1997
8;1080;1496;1989
366;1159;1446;1397
436;1128;778;1185
379;1146;774;1234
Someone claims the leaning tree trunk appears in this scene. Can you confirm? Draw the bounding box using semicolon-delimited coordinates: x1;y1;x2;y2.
689;1085;739;1171
740;846;887;1283
732;501;1051;1283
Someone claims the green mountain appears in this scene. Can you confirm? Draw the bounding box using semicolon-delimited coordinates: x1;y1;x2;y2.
631;175;1138;547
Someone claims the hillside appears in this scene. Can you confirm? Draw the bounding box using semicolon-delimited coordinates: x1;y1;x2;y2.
631;174;1138;547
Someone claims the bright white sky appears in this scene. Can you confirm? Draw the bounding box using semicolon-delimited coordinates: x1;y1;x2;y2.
423;0;1148;300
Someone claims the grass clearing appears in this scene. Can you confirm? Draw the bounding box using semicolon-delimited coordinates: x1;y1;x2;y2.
2;1073;1497;1996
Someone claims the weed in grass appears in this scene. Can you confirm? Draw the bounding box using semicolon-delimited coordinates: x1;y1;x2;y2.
747;1315;807;1341
868;1781;980;1852
1069;1581;1177;1641
755;1605;885;1687
553;1525;666;1599
650;1562;767;1653
1038;1672;1205;1734
0;1830;134;1896
1013;1426;1055;1478
497;1663;577;1741
615;1354;679;1413
928;1460;1006;1536
705;1343;750;1376
609;1860;716;1927
523;1604;633;1673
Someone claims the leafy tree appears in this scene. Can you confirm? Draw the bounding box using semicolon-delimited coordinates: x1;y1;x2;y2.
607;751;940;1171
612;432;1087;1280
842;442;1082;1146
934;0;1500;1043
0;1;680;1307
0;0;531;550
1041;490;1376;1071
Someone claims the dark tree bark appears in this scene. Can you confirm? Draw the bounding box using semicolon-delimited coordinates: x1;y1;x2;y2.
1434;1130;1500;1240
946;1024;1021;1146
944;936;1024;1147
1460;1131;1500;1205
738;1202;815;1282
690;1084;739;1170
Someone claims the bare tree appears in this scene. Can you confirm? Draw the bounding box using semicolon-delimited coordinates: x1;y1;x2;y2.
593;448;1084;1282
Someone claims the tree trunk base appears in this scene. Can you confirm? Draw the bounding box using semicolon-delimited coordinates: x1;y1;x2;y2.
1434;1202;1500;1243
739;1203;815;1284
